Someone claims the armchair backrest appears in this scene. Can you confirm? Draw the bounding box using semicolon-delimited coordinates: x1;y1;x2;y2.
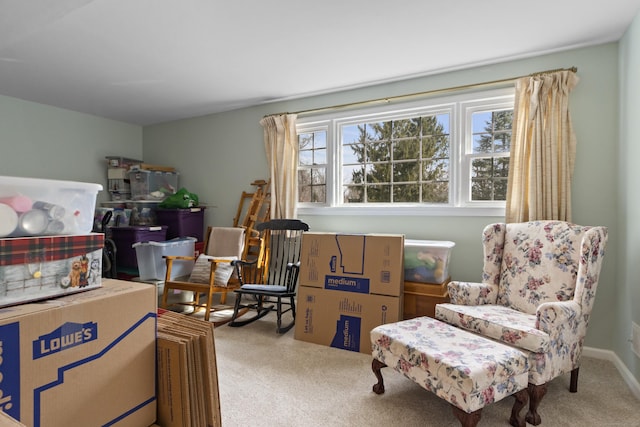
204;226;245;259
482;221;608;315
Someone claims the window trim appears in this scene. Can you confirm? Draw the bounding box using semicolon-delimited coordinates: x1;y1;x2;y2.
296;87;515;217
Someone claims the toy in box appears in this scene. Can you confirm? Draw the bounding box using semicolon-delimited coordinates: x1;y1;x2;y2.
404;239;455;284
0;233;104;308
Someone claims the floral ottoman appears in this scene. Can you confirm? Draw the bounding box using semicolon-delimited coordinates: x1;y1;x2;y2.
371;317;530;427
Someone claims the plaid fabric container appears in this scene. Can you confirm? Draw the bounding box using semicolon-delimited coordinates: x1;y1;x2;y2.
0;233;104;308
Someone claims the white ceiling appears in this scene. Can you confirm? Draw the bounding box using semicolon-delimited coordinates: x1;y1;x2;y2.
1;0;639;126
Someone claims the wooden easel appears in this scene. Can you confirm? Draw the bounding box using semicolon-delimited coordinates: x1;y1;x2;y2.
233;180;271;271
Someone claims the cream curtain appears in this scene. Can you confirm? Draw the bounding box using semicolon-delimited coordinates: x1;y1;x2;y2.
505;70;579;223
260;113;298;219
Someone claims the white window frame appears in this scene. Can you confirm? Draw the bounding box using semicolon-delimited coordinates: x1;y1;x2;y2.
296;87;515;217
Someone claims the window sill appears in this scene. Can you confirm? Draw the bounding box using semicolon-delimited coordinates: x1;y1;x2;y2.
297;205;505;217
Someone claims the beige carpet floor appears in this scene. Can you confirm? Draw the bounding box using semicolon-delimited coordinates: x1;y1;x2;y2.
211;314;640;427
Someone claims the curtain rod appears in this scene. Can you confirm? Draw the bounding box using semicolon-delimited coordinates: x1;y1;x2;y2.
265;66;577;118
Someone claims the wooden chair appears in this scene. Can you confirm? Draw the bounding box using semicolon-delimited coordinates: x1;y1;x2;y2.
228;219;309;333
160;226;245;322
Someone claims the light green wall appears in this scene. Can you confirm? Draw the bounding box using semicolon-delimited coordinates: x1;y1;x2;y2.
619;14;640;380
144;43;621;353
0;95;142;204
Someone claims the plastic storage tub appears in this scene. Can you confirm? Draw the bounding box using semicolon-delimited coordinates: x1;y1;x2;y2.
155;207;205;241
110;225;168;269
128;169;179;200
0;175;102;237
133;237;196;281
94;207;132;229
404;239;455;284
126;200;161;225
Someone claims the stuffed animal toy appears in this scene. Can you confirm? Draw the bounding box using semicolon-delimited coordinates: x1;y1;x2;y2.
79;255;89;287
68;260;82;287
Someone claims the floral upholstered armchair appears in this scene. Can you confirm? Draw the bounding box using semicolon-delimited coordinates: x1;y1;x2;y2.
435;221;608;426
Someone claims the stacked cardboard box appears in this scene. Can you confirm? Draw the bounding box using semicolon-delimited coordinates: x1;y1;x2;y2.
294;232;404;354
156;309;221;427
0;279;156;427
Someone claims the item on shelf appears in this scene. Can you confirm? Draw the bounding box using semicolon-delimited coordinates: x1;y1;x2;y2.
158;188;199;209
125;200;161;225
129;163;176;172
94;207;132;229
0;175;102;237
105;156;143;168
129;168;179;201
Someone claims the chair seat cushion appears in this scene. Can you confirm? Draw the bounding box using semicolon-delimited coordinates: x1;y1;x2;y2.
435;303;550;353
239;284;288;293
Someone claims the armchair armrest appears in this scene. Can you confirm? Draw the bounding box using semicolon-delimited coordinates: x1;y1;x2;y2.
447;281;499;305
163;255;199;282
536;300;580;336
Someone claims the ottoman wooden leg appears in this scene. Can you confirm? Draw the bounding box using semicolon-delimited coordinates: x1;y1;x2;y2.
509;389;528;427
451;406;482;427
372;358;387;394
526;382;547;426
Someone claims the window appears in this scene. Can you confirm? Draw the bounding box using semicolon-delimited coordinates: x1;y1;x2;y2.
297;88;514;216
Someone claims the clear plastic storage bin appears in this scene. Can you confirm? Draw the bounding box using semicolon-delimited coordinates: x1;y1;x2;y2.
0;175;102;237
404;239;455;284
128;169;179;200
133;237;196;281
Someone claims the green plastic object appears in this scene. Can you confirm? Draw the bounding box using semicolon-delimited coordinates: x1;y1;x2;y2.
158;188;199;209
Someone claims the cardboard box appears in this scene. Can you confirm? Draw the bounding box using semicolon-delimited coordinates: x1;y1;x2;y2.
0;279;157;427
403;279;450;319
299;232;404;297
294;286;401;354
0;233;104;308
0;411;26;426
156;309;221;427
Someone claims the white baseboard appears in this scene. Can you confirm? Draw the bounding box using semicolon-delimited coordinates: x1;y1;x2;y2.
583;346;640;400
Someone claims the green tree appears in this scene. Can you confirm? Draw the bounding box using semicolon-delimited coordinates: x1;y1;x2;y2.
471;110;512;201
343;115;449;203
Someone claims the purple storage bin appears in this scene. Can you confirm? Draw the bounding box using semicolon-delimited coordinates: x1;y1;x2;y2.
155;208;205;241
109;225;168;269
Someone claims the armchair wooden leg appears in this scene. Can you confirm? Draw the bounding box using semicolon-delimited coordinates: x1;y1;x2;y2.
570;367;579;392
509;389;528;427
371;358;386;394
525;382;547;426
451;406;482;427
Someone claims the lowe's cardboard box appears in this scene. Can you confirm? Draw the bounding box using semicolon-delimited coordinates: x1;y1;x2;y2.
0;279;156;427
298;232;405;297
294;286;401;354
